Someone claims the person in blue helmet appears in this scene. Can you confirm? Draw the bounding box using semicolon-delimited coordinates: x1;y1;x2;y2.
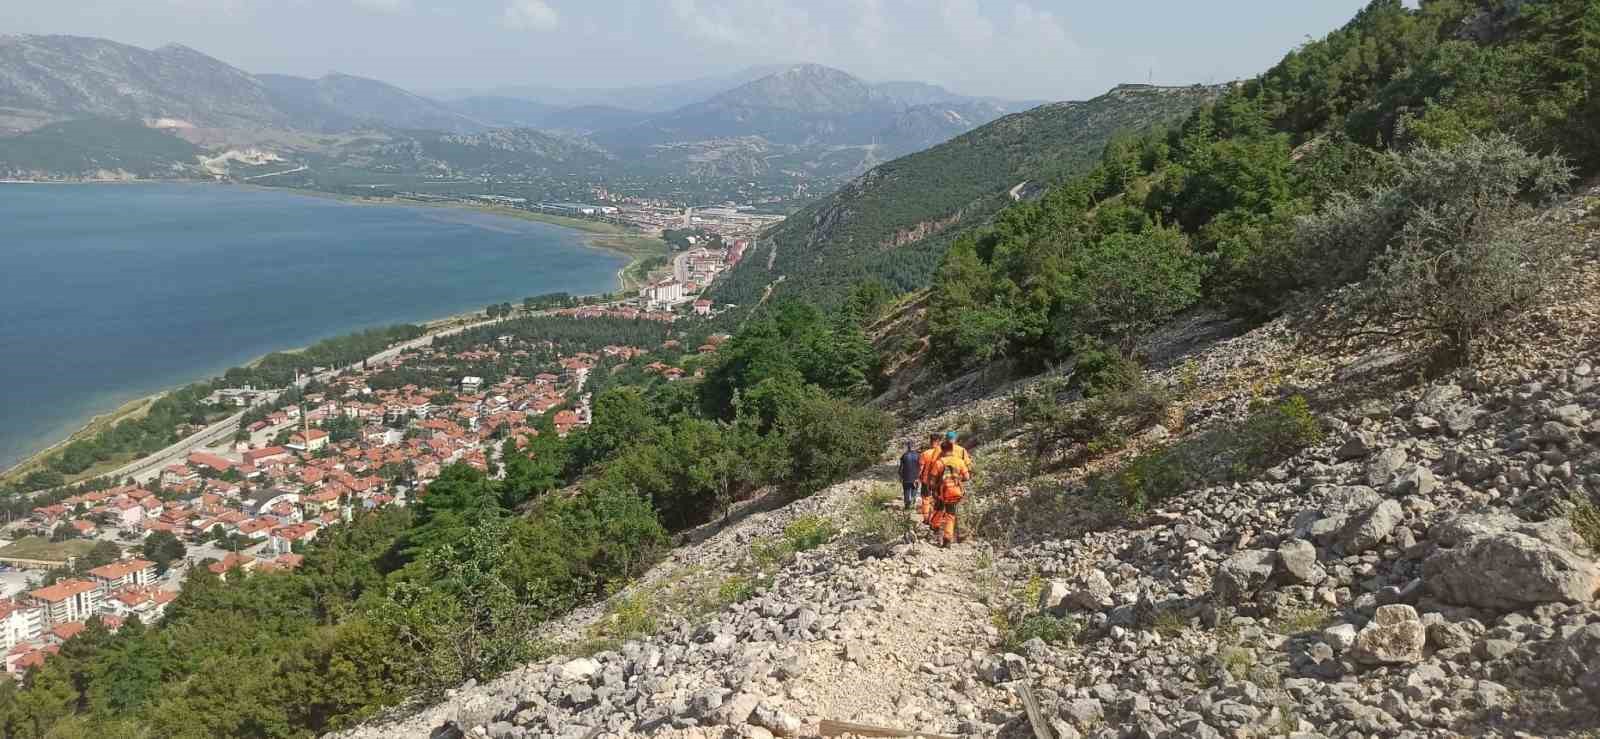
943;431;974;473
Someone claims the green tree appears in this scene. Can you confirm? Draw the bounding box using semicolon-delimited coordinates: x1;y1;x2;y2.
86;619;162;719
774;385;894;497
14;659;76;739
567;387;656;474
81;541;122;570
499;421;567;510
405;465;502;555
1056;225;1206;351
279;619;408;731
375;516;538;698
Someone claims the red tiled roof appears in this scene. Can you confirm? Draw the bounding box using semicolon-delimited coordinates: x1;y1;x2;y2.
29;579;97;603
87;559;154;581
186;451;235;470
207;553;254;575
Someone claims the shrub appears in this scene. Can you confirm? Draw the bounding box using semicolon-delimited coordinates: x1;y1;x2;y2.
1102;447;1193;514
744;515;840;573
1300;135;1571;284
1237;395;1323;469
1219;645;1254;682
990;576;1081;652
1013;365;1171;472
1090;395;1319;515
1003;613;1082;652
750;537;791;570
846;485;914;547
1369;209;1569;365
1298;135;1575;365
1275;606;1334;635
1071;338;1143;398
596;589;658;641
717;575;759;605
1152;610;1187;639
1567;493;1600;554
782;515;838;553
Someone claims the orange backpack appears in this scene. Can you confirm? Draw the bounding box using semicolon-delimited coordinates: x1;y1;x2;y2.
936;458;968;504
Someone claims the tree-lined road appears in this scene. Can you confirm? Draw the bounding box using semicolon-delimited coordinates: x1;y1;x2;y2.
20;314;505;498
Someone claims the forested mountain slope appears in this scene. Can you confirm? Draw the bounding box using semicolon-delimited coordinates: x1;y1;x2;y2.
710;84;1221;308
0;118;200;178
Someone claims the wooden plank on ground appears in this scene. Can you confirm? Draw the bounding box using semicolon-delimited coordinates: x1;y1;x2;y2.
1017;679;1055;739
818;718;958;739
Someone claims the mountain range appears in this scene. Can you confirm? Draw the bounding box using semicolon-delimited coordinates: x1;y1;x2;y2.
595;64;1027;159
711;83;1223;308
0;35;1036;188
426;65;794;113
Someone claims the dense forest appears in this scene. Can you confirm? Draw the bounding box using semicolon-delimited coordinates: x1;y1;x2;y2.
928;0;1598;372
437;315;680;356
0;119;202;179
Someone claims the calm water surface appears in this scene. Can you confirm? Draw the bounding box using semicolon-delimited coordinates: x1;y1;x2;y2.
0;183;625;469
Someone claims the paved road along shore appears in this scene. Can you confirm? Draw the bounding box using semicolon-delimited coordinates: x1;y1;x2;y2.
21;315;501;499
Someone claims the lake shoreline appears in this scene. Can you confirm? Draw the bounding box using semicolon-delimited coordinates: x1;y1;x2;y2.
1;179;666;278
0;182;662;485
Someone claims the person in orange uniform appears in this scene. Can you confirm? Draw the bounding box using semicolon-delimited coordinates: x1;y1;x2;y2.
925;437;972;547
943;431;974;473
916;432;943;525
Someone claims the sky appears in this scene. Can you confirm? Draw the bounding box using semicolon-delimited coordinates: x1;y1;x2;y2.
11;0;1379;102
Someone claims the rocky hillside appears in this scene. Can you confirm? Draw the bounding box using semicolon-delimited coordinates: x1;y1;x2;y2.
331;171;1600;739
0;35;287;129
710;84;1221;308
257;73;484;134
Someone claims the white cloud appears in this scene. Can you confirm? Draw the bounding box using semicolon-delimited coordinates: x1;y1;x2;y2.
940;0;995;47
667;0;822;52
503;0;559;31
852;0;888;52
668;0;743;46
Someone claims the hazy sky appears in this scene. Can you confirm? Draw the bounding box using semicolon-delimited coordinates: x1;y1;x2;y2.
12;0;1378;101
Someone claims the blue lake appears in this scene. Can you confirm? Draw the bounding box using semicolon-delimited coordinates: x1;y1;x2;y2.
0;183;626;470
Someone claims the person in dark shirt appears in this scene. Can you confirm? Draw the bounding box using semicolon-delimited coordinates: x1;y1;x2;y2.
897;440;922;510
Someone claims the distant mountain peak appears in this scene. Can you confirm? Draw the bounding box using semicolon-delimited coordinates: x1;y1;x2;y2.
779;63;852;77
155;42;205;55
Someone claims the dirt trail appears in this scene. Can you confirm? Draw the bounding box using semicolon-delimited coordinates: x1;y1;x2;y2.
785;539;1009;732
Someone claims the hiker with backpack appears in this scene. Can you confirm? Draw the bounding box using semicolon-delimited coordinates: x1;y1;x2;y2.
916;431;943;525
923;437;972;547
897;440;922;510
943;430;974;473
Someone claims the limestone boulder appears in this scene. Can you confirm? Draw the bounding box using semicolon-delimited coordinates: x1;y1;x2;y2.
1350;605;1426;665
1424;521;1600;610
